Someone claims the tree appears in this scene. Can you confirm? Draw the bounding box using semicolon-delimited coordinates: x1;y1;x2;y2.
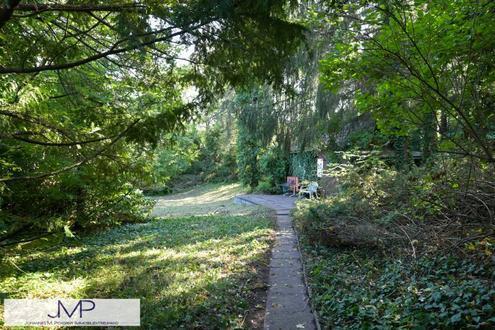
320;0;495;162
0;0;305;242
0;0;305;178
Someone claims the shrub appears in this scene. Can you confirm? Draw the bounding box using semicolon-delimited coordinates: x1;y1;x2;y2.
295;155;495;257
256;146;288;193
255;179;275;194
236;125;260;189
290;150;317;181
1;159;155;245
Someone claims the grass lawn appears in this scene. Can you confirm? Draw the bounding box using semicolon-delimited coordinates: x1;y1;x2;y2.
0;183;274;329
151;182;256;217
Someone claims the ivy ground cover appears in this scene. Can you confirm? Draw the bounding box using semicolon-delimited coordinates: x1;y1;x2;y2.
0;184;274;328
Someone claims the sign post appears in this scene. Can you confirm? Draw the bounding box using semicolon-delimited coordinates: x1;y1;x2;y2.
317;157;324;178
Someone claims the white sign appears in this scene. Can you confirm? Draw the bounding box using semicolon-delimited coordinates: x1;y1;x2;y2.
317;158;324;177
4;299;140;327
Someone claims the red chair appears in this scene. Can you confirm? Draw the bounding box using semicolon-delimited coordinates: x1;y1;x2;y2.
287;176;300;196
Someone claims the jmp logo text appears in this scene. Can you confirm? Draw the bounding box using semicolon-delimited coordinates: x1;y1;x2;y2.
48;299;96;319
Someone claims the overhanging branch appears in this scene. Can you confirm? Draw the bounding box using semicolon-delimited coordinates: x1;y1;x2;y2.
10;3;144;13
0;119;140;182
0;133;114;147
0;21;211;74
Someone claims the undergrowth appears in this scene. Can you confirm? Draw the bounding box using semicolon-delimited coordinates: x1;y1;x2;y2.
294;155;495;328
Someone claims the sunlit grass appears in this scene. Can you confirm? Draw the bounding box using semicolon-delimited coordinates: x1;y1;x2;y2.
0;184;274;329
151;182;262;217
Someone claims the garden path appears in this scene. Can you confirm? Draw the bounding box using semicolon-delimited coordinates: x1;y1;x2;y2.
235;194;317;330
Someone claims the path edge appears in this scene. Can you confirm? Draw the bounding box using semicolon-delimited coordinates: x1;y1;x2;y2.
234;195;258;206
294;224;322;330
235;194;322;330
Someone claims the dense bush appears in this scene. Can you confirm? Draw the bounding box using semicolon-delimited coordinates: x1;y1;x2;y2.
146;125;238;194
150;132;201;191
1;154;155;245
236;124;261;189
194;126;237;182
256;146;288;193
295;156;495;255
290;151;318;181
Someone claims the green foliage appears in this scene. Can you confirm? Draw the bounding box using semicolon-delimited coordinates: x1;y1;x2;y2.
195;125;237;182
301;245;495;329
255;146;288;193
290;151;317;181
258;147;288;191
0;0;305;241
234;87;292;191
0;60;188;240
348;130;387;150
237;123;261;189
0;212;274;328
295;154;494;250
320;0;495;162
150;130;201;189
219;17;340;188
147;122;238;193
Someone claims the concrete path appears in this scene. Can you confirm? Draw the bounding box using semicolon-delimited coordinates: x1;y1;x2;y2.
235;195;317;330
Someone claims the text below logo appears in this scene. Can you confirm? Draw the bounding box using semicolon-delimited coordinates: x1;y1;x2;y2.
4;299;140;326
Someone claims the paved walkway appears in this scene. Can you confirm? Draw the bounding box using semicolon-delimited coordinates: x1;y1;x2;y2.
235;195;316;330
